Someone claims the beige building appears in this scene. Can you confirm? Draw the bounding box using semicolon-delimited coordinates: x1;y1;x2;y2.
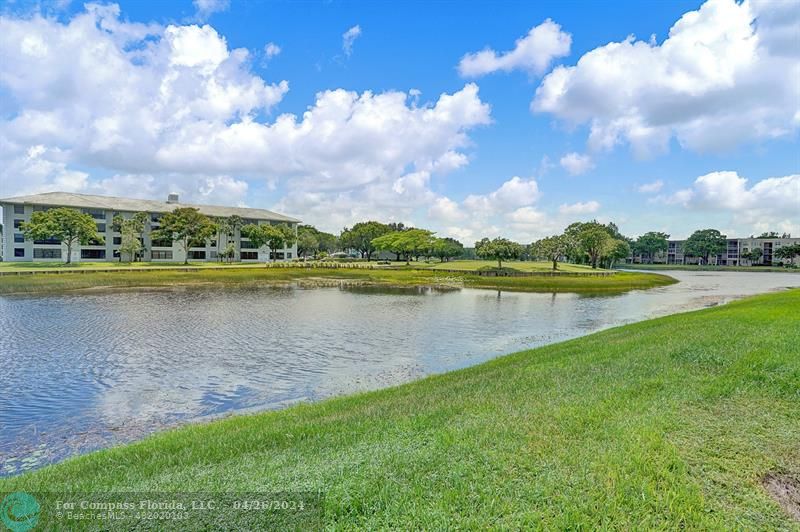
1;192;300;263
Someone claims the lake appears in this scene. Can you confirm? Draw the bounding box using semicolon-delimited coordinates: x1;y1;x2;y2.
1;270;798;476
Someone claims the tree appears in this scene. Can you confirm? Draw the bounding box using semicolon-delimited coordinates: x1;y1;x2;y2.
372;231;406;262
633;231;669;264
577;224;614;269
742;247;763;265
372;229;435;264
151;208;216;265
775;244;800;264
223;215;243;261
683;229;726;265
316;231;338;256
531;235;570;271
474;237;524;269
219;241;236;263
21;207;104;264
241;223;297;263
340;221;391;261
400;229;436;262
112;212;148;262
297;226;320;259
606;239;631;268
430;237;464;262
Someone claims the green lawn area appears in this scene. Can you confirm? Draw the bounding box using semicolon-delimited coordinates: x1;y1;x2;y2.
0;266;674;295
417;259;602;272
2;290;797;529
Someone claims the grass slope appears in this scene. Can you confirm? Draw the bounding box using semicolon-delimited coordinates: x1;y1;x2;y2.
419;260;601;272
2;290;798;529
0;267;674;295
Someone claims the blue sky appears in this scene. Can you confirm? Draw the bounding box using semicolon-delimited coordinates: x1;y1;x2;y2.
0;0;798;241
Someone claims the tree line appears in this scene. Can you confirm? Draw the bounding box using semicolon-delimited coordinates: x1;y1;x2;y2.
13;206;800;267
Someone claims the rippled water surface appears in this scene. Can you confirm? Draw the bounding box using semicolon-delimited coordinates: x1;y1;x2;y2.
1;270;798;475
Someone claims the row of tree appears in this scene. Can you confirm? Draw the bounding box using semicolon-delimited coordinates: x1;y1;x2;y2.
15;206;799;267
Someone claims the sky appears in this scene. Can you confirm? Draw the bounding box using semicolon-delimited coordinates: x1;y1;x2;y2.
0;0;798;242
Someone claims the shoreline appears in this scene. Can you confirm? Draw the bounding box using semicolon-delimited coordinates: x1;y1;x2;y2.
0;267;677;296
1;288;797;529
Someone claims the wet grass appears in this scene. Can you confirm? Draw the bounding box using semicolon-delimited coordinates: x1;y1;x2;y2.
0;267;675;295
2;289;798;528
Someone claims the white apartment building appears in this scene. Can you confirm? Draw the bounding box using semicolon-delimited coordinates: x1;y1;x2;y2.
633;236;800;266
0;192;300;263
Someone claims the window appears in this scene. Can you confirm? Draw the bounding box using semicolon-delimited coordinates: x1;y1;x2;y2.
13;219;24;228
87;238;104;246
151;250;173;260
14;234;24;243
34;248;61;259
188;250;206;260
32;205;51;212
113;250;120;258
240;240;259;249
270;251;285;260
113;237;122;245
96;223;106;233
151;238;172;247
13;205;24;214
84;209;106;220
150;213;162;223
34;238;61;245
81;249;106;259
286;252;292;259
240;251;258;260
14;248;25;257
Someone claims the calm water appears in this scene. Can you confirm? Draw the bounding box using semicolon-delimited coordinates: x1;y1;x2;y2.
1;271;798;475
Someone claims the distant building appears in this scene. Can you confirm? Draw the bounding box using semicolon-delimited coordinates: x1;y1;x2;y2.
0;192;300;263
631;236;800;266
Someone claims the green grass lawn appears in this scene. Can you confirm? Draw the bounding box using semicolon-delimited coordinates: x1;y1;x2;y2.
0;267;674;295
2;290;798;529
414;259;602;272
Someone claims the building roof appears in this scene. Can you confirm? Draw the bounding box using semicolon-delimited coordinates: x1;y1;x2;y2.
0;191;301;223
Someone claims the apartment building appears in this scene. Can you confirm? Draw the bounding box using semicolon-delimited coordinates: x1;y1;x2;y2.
0;192;300;263
634;236;800;266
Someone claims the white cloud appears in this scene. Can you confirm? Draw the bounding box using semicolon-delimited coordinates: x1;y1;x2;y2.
532;0;800;157
458;19;571;77
428;197;466;222
193;0;229;21
637;179;664;193
559;200;600;215
464;176;540;216
342;25;361;57
559;152;594;175
663;171;800;233
263;42;281;62
0;5;492;230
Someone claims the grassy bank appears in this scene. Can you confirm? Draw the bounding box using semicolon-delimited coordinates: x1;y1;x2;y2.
2;289;798;528
0;267;674;295
414;259;601;273
622;263;799;273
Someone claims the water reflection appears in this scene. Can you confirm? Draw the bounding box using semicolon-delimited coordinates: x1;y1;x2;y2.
0;271;798;475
